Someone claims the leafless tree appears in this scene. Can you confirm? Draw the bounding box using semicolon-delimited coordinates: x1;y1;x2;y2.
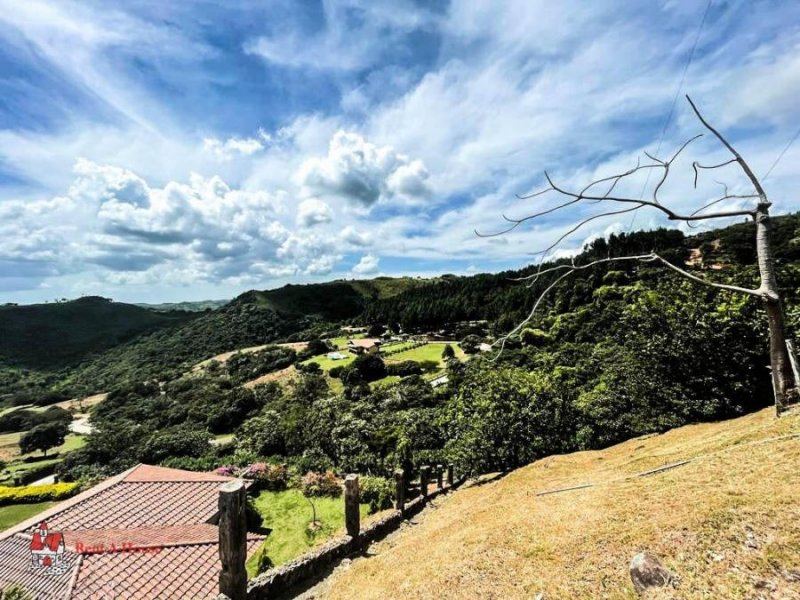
481;96;799;415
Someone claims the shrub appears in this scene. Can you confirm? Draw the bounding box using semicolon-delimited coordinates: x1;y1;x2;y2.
247;462;290;491
236;411;284;457
300;471;342;498
215;465;238;477
0;482;80;506
386;361;422;377
359;475;394;514
329;366;344;379
161;455;220;472
2;585;34;600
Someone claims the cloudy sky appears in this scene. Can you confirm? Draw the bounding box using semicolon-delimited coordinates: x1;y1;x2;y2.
1;0;799;303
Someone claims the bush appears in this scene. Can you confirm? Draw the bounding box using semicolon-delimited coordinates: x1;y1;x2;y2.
247;462;290;491
2;585;34;600
329;366;344;379
236;411;284;457
300;471;342;498
359;475;394;514
386;361;422;377
161;455;220;472
215;465;238;477
351;353;387;382
0;482;80;506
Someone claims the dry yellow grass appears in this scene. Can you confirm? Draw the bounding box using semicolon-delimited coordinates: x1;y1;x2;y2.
320;407;800;599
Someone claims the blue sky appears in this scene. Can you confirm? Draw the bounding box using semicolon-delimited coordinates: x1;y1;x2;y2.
1;0;799;303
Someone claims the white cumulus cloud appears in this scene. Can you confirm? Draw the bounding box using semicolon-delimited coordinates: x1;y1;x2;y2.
296;198;333;227
295;131;430;207
352;254;380;275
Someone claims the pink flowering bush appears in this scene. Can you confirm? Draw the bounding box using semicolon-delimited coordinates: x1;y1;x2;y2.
215;465;237;477
248;462;289;490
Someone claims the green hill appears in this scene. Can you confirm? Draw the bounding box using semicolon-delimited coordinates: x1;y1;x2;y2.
42;277;429;397
234;277;429;321
0;296;191;370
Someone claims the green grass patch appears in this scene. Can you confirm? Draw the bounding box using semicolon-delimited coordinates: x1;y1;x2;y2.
0;501;56;531
327;334;365;349
246;488;369;575
384;342;464;367
302;353;355;371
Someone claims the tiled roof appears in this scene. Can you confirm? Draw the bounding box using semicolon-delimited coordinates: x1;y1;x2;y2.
122;464;232;483
0;465;265;600
71;538;263;600
45;481;223;530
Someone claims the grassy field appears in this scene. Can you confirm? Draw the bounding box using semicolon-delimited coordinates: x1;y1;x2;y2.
246;489;369;575
0;501;57;531
319;407;800;599
302;353;355;371
298;342;465;392
328;334;365;349
383;342;462;367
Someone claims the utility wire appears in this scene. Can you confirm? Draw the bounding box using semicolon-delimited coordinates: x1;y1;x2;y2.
628;0;713;232
762;125;800;181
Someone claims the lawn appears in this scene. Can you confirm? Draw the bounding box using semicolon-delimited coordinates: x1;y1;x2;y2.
384;342;464;367
0;501;56;531
247;488;369;575
302;352;355;371
327;333;365;349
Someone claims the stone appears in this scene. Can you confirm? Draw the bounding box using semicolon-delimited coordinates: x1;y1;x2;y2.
629;552;675;595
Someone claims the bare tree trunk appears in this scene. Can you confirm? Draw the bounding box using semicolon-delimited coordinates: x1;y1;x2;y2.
755;204;799;414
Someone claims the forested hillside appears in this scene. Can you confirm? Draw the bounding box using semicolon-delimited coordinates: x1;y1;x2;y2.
54;214;800;493
363;216;800;333
0;296;191;369
0;276;427;402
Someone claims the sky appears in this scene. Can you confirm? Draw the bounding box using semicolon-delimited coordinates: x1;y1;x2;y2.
1;0;799;304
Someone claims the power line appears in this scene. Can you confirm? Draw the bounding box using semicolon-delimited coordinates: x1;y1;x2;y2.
762;125;800;181
628;0;714;232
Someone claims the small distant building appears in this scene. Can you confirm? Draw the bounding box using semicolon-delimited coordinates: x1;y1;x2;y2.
479;343;494;352
430;375;449;388
347;338;382;355
327;351;347;360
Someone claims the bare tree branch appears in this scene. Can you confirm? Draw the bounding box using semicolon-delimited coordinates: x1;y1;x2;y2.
685;95;767;202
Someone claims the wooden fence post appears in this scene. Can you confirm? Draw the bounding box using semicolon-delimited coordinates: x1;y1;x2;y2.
394;469;405;516
446;463;454;487
436;464;444;489
420;466;430;499
345;474;360;538
218;480;247;600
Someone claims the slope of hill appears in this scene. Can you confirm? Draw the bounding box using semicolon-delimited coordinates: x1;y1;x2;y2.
234;276;429;321
51;277;428;396
319;407;800;599
0;296;192;369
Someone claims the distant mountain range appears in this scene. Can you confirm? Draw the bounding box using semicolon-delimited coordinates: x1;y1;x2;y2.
133;299;230;312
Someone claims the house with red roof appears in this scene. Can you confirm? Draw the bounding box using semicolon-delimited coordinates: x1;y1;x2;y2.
0;464;265;599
